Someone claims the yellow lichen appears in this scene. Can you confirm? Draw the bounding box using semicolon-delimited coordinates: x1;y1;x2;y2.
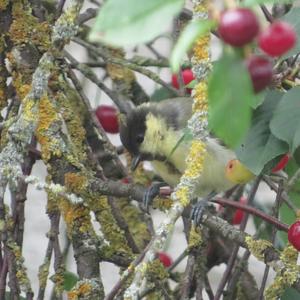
175;186;190;207
194;0;209;13
91;196;133;257
264;245;300;299
153;197;173;211
11;72;32;101
22;97;37;122
64;172;88;194
36;95;62;161
106;48;135;84
245;236;274;261
59;199;93;236
55;88;87;162
188;225;202;249
9;2;51;51
0;0;9;10
116;198;151;249
193;81;208;112
52;268;65;295
107;63;135;83
68;282;92;300
193;37;210;62
146;259;169;282
184;140;207;178
38;259;50;288
281;245;298;265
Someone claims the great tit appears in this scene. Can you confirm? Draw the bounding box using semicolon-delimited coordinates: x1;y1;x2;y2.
120;97;236;200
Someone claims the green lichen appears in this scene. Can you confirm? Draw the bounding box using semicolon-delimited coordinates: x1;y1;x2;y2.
281;244;298;265
91;196;134;258
64;172;88;194
245;236;275;261
36;95;64;161
55;85;87;163
59;199;94;237
51;266;65;296
11;71;32;101
116;198;151;250
0;0;9;11
264;245;300;299
9;1;51;51
146;259;169;282
7;240;33;294
188;225;203;249
152;197;173;211
38;258;51;289
67;278;104;300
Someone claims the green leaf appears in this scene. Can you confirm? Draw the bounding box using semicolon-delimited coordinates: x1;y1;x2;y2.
236;90;288;175
151;87;174;102
270;87;300;153
208;53;254;148
281;288;300;300
63;271;79;291
281;7;300;59
167;127;193;159
185;79;197;89
251;90;267;109
170;19;216;72
244;0;293;7
89;0;184;47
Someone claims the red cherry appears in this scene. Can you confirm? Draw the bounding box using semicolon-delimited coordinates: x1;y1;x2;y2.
158;252;173;268
95;105;119;134
171;69;195;94
121;177;130;184
272;154;290;173
218;8;259;47
245;56;273;93
258;21;297;57
232;197;247;225
288;221;300;251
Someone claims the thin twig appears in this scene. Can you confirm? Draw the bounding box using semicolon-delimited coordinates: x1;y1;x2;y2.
260;5;274;22
72;38;181;96
104;242;153;300
258;180;284;299
213;176;262;300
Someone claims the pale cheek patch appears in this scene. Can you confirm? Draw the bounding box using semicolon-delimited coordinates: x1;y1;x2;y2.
140;114;168;155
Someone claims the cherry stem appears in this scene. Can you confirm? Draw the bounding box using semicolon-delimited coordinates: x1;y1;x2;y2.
158;187;289;232
211;198;289;232
260;5;274;23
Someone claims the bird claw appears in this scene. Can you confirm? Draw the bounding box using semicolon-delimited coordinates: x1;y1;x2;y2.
142;182;167;213
190;192;217;226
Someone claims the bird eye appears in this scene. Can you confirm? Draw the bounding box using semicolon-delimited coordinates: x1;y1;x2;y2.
136;135;144;144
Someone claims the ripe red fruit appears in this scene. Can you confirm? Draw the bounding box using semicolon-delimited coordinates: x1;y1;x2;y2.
158;252;173;268
245;56;273;93
288;221;300;251
218;8;259;47
258;21;297;57
171;69;195;94
121;177;130;184
272;154;290;173
232;197;247;225
95;105;119;134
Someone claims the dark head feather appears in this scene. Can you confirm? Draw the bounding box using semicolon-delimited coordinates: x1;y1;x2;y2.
119;106;149;156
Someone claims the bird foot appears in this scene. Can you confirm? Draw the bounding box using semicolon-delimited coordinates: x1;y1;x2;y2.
190;192;217;226
142;182;167;213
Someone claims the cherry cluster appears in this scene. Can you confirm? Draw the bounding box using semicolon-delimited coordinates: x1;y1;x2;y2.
219;7;296;93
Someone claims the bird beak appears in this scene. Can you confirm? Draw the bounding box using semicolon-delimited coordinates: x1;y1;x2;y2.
131;155;141;171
